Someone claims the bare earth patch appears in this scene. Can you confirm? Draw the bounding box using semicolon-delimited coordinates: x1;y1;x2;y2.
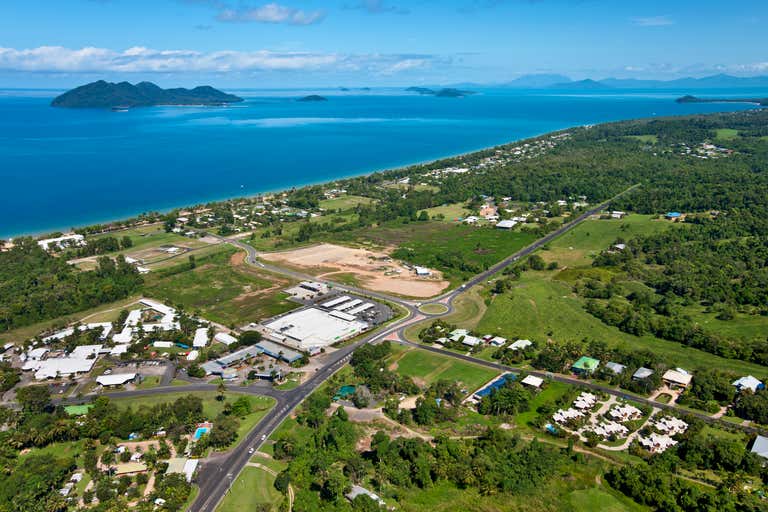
260;243;449;298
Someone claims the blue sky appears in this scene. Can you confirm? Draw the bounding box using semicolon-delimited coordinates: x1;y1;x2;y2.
0;0;766;87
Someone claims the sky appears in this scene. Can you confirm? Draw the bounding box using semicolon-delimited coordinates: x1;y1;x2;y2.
0;0;766;88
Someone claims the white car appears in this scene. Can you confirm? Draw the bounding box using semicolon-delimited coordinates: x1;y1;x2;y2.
248;447;254;454
261;434;266;441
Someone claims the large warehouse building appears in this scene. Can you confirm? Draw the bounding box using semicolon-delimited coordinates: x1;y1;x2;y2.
263;307;368;350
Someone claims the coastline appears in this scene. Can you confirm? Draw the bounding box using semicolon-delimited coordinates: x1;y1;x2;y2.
3;129;553;240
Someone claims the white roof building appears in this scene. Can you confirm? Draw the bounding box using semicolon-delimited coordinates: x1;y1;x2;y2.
639;433;677;453
662;369;693;388
96;373;137;386
110;344;129;356
214;332;238;346
263;307;367;350
34;357;97;380
495;220;517;229
414;266;432;276
192;328;209;348
37;234;85;252
521;375;543;388
186;350;199;361
751;435;768;460
489;336;507;347
733;375;764;393
153;341;174;349
510;339;532;351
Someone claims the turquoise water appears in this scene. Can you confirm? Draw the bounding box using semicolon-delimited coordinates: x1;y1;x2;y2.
193;426;210;440
0;87;759;238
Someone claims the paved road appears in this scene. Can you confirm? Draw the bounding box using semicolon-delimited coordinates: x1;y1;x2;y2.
184;186;642;511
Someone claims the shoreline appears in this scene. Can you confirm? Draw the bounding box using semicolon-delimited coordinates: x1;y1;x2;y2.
3;129;554;240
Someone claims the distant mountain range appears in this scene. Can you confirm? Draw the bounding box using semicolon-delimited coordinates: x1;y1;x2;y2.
454;73;768;90
51;81;243;108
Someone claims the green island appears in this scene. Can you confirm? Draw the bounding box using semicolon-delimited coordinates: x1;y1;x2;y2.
1;108;768;512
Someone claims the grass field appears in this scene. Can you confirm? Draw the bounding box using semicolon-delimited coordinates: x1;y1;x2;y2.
540;215;673;268
216;465;283;512
515;381;573;428
475;272;768;375
111;391;275;448
684;306;768;341
419;303;449;315
389;345;498;393
143;249;298;326
627;135;659;144
569;488;646;512
422;202;472;221
715;128;740;140
319;195;375;211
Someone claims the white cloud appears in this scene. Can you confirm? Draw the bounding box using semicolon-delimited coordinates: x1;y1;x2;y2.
0;45;441;75
632;16;674;27
216;3;325;25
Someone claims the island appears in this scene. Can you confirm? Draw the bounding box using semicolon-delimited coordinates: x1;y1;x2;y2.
297;95;328;102
51;80;244;109
676;94;768;106
405;86;474;97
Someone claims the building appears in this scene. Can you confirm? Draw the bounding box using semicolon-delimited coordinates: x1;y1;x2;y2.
495;220;517;229
633;367;654;380
165;458;199;482
345;485;385;507
509;339;532;351
662;368;693;389
733;375;764;393
571;356;600;375
192;328;209;348
214;332;238;346
750;435;768;460
96;373;137;387
665;211;682;220
263;307;368;350
37;234;85;252
605;362;626;375
489;336;507;347
521;375;543;388
414;266;432;276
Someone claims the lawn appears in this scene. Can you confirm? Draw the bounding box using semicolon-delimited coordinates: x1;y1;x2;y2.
422;202;472;221
715;128;740;140
569;488;646;512
111;391;276;448
419;303;449;315
515;381;573;428
627;135;659;144
475;272;768;376
540;215;673;268
143;249;298;327
390;346;498;394
319;195;375;211
684;305;768;342
216;465;284;512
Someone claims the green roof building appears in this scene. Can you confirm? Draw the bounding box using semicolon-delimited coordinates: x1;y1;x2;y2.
571;356;600;374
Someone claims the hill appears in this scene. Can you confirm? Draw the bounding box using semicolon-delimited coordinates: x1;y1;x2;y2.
51;81;243;109
405;86;474;97
551;78;611;90
297;95;328;102
676;94;768;106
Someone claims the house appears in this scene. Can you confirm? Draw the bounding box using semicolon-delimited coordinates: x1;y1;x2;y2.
733;375;764;393
489;336;507;347
573;392;597;410
571;356;600;375
214;332;238;346
639;433;677;454
521;375;543;388
610;211;626;219
165;457;199;482
186;350;199;361
463;216;479;224
605;362;626;375
461;335;482;347
750;435;768;460
608;404;642;422
510;339;532;351
346;485;386;507
633;367;654;380
654;416;688;435
495;220;517;229
662;368;692;389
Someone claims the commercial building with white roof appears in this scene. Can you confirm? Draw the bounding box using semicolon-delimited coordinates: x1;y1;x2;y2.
192;328;209;348
96;373;137;387
263;307;367;350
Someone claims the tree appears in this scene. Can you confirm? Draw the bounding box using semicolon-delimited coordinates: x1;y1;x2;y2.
16;385;51;414
217;381;226;401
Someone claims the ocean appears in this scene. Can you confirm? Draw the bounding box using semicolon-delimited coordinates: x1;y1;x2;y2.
0;87;759;238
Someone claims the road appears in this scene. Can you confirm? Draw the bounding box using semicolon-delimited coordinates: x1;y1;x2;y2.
186;187;641;511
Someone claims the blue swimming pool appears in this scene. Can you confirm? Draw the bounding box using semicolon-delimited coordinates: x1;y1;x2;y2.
193;426;210;440
474;374;516;398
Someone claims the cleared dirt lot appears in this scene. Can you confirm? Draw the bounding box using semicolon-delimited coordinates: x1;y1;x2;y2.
260;243;449;298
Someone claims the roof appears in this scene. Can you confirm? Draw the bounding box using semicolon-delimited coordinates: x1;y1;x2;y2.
751;435;768;459
113;462;147;475
96;373;136;386
192;328;209;348
605;362;626;374
110;344;129;356
345;485;385;506
572;356;600;371
165;458;199;481
214;332;238;345
521;375;543;388
633;367;654;379
663;369;693;386
510;339;532;350
34;357;97;380
264;307;367;349
495;220;517;229
733;375;763;392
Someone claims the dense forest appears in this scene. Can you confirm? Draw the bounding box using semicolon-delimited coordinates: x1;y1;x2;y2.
0;239;143;331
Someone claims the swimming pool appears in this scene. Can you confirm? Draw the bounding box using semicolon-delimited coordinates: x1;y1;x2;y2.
193;426;210;440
